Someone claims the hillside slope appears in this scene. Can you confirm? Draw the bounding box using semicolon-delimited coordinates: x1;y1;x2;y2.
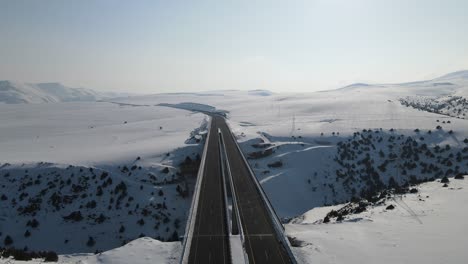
0;102;208;254
0;81;102;104
287;178;468;264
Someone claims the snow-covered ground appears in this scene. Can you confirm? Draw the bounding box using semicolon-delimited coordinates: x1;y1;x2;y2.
287;177;468;264
1;237;180;264
0;102;207;255
60;237;180;264
0;101;205;165
1;70;468;263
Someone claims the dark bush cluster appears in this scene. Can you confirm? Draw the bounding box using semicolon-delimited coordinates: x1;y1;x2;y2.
0;247;58;262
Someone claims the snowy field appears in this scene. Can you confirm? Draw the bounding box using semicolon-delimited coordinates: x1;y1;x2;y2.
0;101;205;165
1;71;468;263
287;178;468;264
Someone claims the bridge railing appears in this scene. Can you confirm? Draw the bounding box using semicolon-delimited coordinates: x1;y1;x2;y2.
179;118;212;264
219;130;250;264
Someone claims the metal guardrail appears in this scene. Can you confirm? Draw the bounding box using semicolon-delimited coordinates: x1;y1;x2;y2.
219;129;233;235
224;118;298;264
217;129;233;262
179;118;212;264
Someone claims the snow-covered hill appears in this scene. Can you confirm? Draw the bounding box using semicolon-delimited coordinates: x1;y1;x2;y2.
436;70;468;81
332;70;468;98
0;102;207;255
0;158;197;254
0;81;102;104
287;177;468;264
2;237;180;263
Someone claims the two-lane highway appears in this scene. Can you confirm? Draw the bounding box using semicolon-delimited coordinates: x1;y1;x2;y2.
187;117;230;264
217;116;293;264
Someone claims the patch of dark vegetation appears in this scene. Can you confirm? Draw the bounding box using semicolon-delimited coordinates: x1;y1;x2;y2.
333;128;467;206
86;236;95;247
400;96;468;119
248;148;274;159
0;247;58;262
287;236;310;247
4;236;13;246
267;160;283;168
179;155;201;176
323;200;371;223
62;211;83;222
252;143;273;149
176;183;189;198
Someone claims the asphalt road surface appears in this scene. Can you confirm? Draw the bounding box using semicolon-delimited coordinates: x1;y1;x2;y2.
187;116;230;264
187;115;293;264
217;116;293;264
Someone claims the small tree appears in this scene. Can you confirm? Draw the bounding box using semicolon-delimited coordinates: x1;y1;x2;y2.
4;235;13;246
441;176;449;183
44;251;59;262
170;230;179;241
86;236;95;247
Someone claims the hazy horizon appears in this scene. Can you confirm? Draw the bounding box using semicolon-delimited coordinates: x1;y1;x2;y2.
1;0;468;93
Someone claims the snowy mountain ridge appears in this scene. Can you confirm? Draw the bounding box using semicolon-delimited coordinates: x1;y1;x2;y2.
437;70;468;80
0;81;102;104
335;70;468;94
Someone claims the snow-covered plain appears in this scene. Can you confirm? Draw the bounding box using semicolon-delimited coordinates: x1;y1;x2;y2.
1;70;468;263
0;101;206;165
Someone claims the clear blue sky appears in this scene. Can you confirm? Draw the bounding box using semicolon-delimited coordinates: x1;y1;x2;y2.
1;0;467;93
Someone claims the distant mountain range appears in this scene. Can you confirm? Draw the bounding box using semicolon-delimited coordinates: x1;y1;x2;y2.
336;70;468;92
0;81;107;104
2;70;467;104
